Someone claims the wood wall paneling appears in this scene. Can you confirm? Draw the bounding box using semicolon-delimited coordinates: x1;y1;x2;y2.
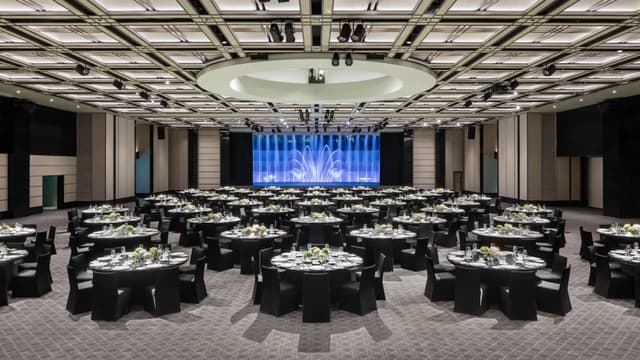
29;155;77;207
412;128;436;188
463;127;481;193
169;128;189;190
153;126;170;193
198;129;221;189
444;128;464;190
0;154;7;212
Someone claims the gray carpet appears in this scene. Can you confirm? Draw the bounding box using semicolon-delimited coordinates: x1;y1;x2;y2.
2;207;640;359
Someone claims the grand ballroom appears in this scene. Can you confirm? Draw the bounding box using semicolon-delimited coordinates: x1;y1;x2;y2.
0;0;640;359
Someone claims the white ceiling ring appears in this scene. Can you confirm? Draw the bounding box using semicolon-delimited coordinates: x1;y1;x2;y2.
197;54;437;104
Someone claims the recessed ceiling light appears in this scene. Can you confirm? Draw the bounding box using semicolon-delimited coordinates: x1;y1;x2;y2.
164;80;170;85
612;90;617;94
423;122;427;127
49;98;54;102
16;90;20;94
76;105;80;109
513;91;518;95
552;105;557;109
516;106;521;110
617;49;623;53
579;98;584;102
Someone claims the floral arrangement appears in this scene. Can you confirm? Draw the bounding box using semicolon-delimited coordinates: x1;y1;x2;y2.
623;224;640;234
129;246;153;261
105;212;121;220
1;223;10;230
207;212;223;220
351;204;364;210
435;204;449;211
512;212;527;219
412;212;426;220
381;198;394;204
266;204;281;211
522;203;540;210
125;225;134;233
495;224;513;232
244;224;267;233
304;246;330;258
98;204;112;210
309;198;323;205
183;204;196;210
237;199;251;205
479;245;500;257
310;212;326;219
375;224;393;232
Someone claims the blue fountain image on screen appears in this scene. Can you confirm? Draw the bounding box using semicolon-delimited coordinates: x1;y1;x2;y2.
253;134;380;186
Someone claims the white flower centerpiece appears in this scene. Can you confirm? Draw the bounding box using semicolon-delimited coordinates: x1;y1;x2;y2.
304;246;330;263
309;198;323;205
375;223;394;234
207;212;223;221
129;246;159;264
244;224;267;235
622;224;640;234
310;211;326;220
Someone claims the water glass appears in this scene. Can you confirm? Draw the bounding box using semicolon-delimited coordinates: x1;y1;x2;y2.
522;249;528;261
472;243;478;251
626;244;632;256
307;243;311;250
110;249;116;258
120;246;126;254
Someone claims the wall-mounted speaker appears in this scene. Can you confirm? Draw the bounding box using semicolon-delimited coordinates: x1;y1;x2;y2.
467;127;476;140
157;127;165;140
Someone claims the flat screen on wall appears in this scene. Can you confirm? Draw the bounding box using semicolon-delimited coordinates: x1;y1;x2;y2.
252;133;380;186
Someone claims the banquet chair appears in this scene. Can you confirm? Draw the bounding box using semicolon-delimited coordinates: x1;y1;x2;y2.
458;230;479;251
535;254;567;283
260;265;298;316
371;237;394;272
537;265;572;316
553;209;563;218
67;209;79;231
70;228;94;258
426;245;455;273
251;257;262;305
594;253;634;299
0;267;8;306
151;219;171;246
454;265;488;315
348;245;370;266
400;236;428;271
338;264;377;315
91;271;132;321
240;239;268;274
579;227;596;260
206;236;234;271
424;255;455;301
69;254;93;282
145;267;181;316
499;270;537;321
259;247;275;270
178;217;199;247
66;263;93;314
12;252;52;298
23;231;47;263
356;253;387;300
179;247;206;275
535;233;562;265
179;256;208;303
302;272;331;322
435;220;458;247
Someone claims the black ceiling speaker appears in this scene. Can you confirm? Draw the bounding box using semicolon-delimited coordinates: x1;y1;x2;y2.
75;64;90;76
542;63;556;77
467;126;476;140
112;78;125;90
284;21;295;43
337;23;352;43
269;23;283;43
332;52;340;66
157;127;166;140
345;53;353;66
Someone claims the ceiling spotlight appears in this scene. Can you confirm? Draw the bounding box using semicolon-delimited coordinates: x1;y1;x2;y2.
49;98;54;102
269;23;283;43
482;90;493;101
612;89;617;94
292;126;296;132
552;105;557;109
75;64;90;76
425;0;444;15
579;98;584;102
463;100;473;108
337;22;352;43
345;53;353;66
76;105;80;109
164;80;170;85
351;24;366;42
617;49;623;53
336;126;341;132
138;90;149;100
16;90;20;94
112;78;125;90
509;79;519;90
271;128;276;133
284;22;295;43
332;52;340;67
307;126;311;132
160;100;169;108
323;124;328;132
542;63;556;77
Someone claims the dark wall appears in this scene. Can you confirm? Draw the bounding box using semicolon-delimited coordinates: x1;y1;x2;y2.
602;95;640;218
557;104;603;157
224;132;253;185
380;132;412;185
30;106;76;156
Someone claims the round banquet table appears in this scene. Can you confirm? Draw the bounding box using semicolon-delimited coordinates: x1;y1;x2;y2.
83;216;142;230
442;201;481;211
206;195;239;210
167;207;213;218
227;200;263;218
268;196;301;207
349;228;416;271
0;248;29;306
143;196;175;203
187;215;241;236
296;201;335;212
87;228;160;254
329;189;353;195
220;228;289;274
447;249;546;304
609;249;640;307
89;251;188;307
302;192;331;199
290;216;343;245
81;207;129;219
370;200;407;208
248;192;276;200
270;250;363;273
492;215;550;232
251;207;295;227
335;206;378;225
504;206;554;216
280;188;303;195
459;195;492;205
597;227;640;248
420;206;465;220
472;228;544;252
332;196;364;208
0;227;36;246
154;201;191;210
231;188;253;196
392;215;447;236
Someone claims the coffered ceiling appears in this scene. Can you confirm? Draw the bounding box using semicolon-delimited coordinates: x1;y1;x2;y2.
0;0;638;129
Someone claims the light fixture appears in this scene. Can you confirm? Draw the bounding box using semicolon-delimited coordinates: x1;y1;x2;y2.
269;23;283;43
160;100;169;108
337;23;352;43
351;24;366;42
542;63;556;77
164;80;170;85
292;125;296;132
76;105;80;109
332;52;340;67
345;53;353;66
579;98;584;102
516;105;521;110
284;22;295;43
75;64;90;76
463;100;472;108
617;49;623;53
612;90;617;94
138;90;149;100
336;126;341;132
49;98;54;102
552;105;557;109
112;79;125;90
16;90;20;94
482;90;493;101
509;79;519;90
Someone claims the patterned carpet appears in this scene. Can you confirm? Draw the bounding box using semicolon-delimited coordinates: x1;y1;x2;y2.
2;207;640;359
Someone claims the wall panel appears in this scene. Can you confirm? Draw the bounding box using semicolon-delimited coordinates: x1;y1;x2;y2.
498;117;518;198
169;128;189;190
413;128;436;188
153;126;170;193
198;129;221;189
0;154;7;212
445;128;464;190
463;127;481;193
29;155;76;207
115;116;135;199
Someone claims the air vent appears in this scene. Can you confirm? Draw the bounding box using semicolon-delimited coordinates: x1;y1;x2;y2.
209;25;230;46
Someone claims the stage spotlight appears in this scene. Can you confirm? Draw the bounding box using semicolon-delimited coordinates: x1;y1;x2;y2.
323;124;327;132
160;100;169;108
277;126;282;133
332;52;340;67
138;90;150;100
259;126;264;132
112;78;125;90
336;126;341;132
269;23;283;43
351;24;366;42
463;100;473;108
367;126;371;132
307;126;311;132
509;79;519;90
345;53;353;66
292;126;296;132
482;89;493;102
284;22;295;43
337;23;352;43
304;109;310;122
542;64;556;77
298;109;304;121
75;64;90;76
245;120;251;127
271;128;276;133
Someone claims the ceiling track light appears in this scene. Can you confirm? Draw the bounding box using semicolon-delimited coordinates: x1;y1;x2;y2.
463;100;473;108
332;52;340;67
351;23;366;42
138;90;149;100
284;21;295;43
75;64;90;76
345;53;353;66
509;79;519;90
482;90;492;102
542;63;556;77
337;22;352;43
269;23;283;43
160;99;169;108
112;78;125;90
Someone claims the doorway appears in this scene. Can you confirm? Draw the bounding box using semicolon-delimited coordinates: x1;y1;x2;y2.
42;175;58;210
